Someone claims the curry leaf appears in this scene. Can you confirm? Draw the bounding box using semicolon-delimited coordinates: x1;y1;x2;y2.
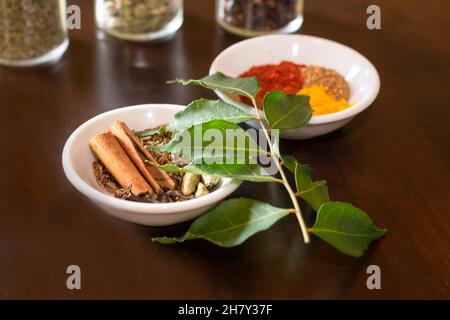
167;98;255;132
152;198;291;247
263;91;312;129
310;202;387;257
149;119;266;163
135;127;165;137
158;163;280;183
283;155;330;211
168;72;259;99
156;72;386;257
271;129;281;158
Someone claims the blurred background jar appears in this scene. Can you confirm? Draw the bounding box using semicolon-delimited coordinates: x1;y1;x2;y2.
95;0;183;41
216;0;304;37
0;0;68;67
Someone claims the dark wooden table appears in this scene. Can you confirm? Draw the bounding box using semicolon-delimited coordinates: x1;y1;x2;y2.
1;0;449;300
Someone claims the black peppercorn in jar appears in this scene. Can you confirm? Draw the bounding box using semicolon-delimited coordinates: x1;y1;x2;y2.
0;0;68;67
216;0;304;37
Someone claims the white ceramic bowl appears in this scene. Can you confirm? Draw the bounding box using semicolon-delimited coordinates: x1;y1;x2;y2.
62;104;242;226
209;34;380;139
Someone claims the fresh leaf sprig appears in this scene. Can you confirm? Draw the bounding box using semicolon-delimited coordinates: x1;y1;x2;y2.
151;73;386;257
153;198;291;247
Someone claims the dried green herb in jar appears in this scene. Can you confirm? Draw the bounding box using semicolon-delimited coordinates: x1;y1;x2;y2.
218;0;303;34
0;0;67;62
97;0;182;37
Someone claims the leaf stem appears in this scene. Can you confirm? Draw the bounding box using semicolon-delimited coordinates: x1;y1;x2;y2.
250;97;310;243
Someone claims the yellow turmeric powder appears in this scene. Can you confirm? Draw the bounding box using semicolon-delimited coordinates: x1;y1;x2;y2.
297;85;351;116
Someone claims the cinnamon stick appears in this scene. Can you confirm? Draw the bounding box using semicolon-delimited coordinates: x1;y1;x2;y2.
90;131;152;196
111;121;162;194
111;121;176;191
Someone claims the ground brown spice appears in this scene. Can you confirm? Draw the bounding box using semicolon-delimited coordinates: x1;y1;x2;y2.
301;65;350;101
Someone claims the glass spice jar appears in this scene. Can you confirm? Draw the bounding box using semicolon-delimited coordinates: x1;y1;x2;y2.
216;0;304;37
0;0;69;67
95;0;183;41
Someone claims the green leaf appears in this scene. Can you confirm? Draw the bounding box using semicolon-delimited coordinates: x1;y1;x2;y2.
283;155;330;211
310;202;387;257
158;163;280;183
149;119;266;163
135;127;165;137
167;99;255;132
263;91;313;129
271;129;280;158
169;72;259;99
152;198;291;247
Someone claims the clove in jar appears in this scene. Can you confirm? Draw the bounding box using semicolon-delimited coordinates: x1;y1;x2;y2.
216;0;304;37
0;0;69;67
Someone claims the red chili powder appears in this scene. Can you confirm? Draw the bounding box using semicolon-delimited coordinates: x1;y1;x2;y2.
239;61;304;108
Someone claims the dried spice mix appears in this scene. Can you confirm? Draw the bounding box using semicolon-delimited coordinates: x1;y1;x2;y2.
90;121;220;203
97;0;182;38
239;61;352;115
240;61;305;106
0;0;67;61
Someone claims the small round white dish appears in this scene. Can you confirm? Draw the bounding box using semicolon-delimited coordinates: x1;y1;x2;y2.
62;104;242;226
209;34;380;139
